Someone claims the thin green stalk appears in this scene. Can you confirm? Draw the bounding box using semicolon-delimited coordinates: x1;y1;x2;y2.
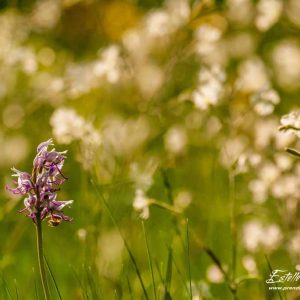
164;247;173;296
142;222;157;300
229;171;236;278
265;256;284;300
91;178;149;300
35;218;50;300
127;276;133;300
172;256;191;297
229;170;238;300
186;219;192;300
44;256;62;300
191;231;238;298
150;200;181;215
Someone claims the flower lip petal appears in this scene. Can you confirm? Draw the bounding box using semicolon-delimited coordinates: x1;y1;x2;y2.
37;138;53;153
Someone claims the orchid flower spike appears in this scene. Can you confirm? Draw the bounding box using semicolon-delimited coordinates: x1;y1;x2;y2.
6;139;73;226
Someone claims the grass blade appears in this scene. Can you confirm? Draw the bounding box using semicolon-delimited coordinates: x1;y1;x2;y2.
91;178;149;300
172;257;190;297
186;219;192;300
34;281;39;300
164;247;173;299
72;266;88;300
127;276;133;300
142;221;157;300
14;280;18;300
85;265;100;300
44;255;63;300
286;148;300;158
265;255;285;300
155;260;164;286
1;276;13;300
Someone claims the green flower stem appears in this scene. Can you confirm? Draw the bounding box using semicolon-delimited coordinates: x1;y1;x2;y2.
35;217;50;300
150;199;181;215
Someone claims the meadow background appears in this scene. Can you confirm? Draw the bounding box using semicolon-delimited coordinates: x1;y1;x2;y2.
1;0;300;299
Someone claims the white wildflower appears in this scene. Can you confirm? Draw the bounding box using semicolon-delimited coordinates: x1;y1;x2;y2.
174;190;192;209
206;265;224;283
93;45;121;84
133;189;150;219
144;0;190;39
288;231;300;257
280;111;300;137
50;107;86;144
192;65;226;110
249;179;268;203
272;40;300;90
255;0;283;31
236;57;269;92
243;220;265;251
242;255;258;275
130;159;158;191
243;220;282;252
164;126;187;155
250;88;280;116
31;0;61;30
77;228;87;242
195;25;222;56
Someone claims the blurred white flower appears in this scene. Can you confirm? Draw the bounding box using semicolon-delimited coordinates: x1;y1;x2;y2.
195;25;222;56
281;111;300;128
66;63;98;97
145;11;170;38
192;65;226;110
220;137;247;169
32;73;65;103
174;190;192;209
271;175;300;199
250;88;280;116
272;40;300;90
263;224;283;250
206;265;224;283
102;116;150;157
254;118;277;149
243;220;282;252
130;159;159;191
288;231;300;257
31;0;61;30
145;0;190;39
77;228;87;242
259;162;280;185
280;111;300;137
242;255;258;275
255;0;283;31
227;0;254;26
249;179;268;203
50;107;101;169
133;189;150;219
286;0;300;28
274;154;293;171
243;220;264;251
164;126;187;155
50;107;86;144
93;45;122;84
135;64;164;97
236;57;269;92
